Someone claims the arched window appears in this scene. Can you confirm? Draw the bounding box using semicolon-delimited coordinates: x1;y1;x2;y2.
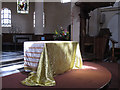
1;8;11;27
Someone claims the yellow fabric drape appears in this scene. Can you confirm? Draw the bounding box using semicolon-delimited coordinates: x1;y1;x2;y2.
21;42;83;86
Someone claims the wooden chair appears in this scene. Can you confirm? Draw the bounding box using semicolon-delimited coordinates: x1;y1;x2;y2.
109;38;118;62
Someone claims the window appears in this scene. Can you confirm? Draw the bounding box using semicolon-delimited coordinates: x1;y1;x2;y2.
1;8;11;27
17;0;29;14
33;11;45;28
61;0;71;3
43;12;45;28
33;12;35;27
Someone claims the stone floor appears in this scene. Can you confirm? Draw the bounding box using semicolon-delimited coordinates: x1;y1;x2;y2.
1;51;24;62
0;51;24;77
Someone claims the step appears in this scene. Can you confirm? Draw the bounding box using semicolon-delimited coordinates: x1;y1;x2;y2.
1;59;24;65
0;62;24;77
1;55;24;63
1;61;24;67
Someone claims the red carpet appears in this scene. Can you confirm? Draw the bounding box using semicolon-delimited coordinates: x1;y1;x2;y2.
94;61;119;89
2;62;119;89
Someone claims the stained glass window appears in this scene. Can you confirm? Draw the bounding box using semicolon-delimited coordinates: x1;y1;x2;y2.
17;0;29;14
1;8;11;27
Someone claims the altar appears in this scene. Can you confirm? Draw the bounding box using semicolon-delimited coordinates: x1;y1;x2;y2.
22;41;83;86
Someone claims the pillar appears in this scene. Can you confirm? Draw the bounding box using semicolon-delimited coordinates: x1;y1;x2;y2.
0;1;2;89
0;0;2;52
34;2;44;35
118;1;120;47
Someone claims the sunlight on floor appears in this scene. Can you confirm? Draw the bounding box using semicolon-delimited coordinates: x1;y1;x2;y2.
82;65;97;70
1;64;24;72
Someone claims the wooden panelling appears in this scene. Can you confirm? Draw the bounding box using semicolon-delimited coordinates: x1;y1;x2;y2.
2;33;54;51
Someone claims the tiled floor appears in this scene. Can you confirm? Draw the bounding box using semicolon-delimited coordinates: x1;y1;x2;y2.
0;51;24;77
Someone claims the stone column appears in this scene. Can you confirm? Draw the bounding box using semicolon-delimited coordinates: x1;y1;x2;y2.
71;2;80;42
0;1;2;89
34;2;44;35
118;1;120;47
0;0;2;52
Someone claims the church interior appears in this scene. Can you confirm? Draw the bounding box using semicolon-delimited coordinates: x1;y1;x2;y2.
0;0;120;89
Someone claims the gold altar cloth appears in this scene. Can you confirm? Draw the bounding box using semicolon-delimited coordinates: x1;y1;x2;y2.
22;41;83;86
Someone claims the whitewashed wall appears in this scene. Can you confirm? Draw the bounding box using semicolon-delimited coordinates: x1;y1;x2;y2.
99;2;120;47
0;0;2;52
71;2;80;42
0;1;2;88
2;2;35;33
2;2;71;36
88;2;120;47
44;2;71;34
89;9;100;36
118;2;120;47
0;1;1;35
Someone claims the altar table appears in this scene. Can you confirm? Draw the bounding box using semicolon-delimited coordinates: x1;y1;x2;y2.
22;41;83;86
